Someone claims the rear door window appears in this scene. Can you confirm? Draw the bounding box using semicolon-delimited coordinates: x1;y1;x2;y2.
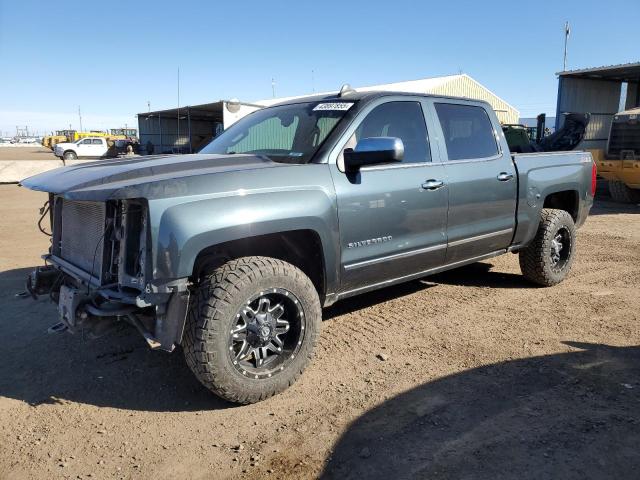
435;103;499;160
92;139;103;145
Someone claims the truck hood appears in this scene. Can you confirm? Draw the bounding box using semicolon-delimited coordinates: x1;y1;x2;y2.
20;153;287;200
54;142;75;149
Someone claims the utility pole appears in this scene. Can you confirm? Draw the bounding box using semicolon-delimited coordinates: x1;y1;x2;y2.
563;21;570;71
271;78;276;98
311;69;315;93
78;106;83;132
147;100;151;113
177;67;180;147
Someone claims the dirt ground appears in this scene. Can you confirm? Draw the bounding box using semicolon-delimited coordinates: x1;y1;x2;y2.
0;146;58;162
0;184;639;480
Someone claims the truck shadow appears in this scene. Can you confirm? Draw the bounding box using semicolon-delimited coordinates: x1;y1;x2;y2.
589;186;640;215
321;341;640;480
589;198;640;216
324;261;535;321
0;260;537;413
425;262;535;289
324;280;436;320
0;267;231;412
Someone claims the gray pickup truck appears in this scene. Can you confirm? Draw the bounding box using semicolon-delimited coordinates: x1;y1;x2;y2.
21;88;596;404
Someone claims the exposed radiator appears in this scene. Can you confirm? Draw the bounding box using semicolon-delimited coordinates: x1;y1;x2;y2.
60;199;107;278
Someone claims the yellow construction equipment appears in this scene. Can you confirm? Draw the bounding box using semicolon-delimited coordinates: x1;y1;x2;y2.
594;107;640;203
42;131;72;150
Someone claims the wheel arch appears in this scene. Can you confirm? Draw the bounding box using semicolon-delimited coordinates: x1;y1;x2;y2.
191;229;328;302
542;190;579;221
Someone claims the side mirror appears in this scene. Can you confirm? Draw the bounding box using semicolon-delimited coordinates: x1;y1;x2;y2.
343;137;404;172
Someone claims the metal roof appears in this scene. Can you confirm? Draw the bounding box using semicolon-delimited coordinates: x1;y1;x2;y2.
136;74;520;125
137;100;263;122
257;74;517;111
557;62;640;82
256;74;519;124
255;90;496;109
256;75;460;106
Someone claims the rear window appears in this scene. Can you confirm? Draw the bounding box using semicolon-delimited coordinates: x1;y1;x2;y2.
435;103;499;160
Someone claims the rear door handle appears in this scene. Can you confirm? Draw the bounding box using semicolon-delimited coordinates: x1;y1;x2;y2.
421;179;445;190
497;172;514;182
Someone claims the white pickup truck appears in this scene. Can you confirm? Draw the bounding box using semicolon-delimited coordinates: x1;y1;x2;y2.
54;137;110;161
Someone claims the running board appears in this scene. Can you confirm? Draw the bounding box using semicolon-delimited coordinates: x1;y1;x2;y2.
337;249;507;301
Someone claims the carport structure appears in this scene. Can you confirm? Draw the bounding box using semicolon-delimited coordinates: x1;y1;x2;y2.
556;62;640;150
137;100;261;155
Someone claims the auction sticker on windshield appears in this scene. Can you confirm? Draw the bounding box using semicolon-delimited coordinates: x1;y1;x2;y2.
313;102;354;111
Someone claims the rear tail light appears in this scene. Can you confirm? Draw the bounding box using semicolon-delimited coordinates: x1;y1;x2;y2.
591;161;597;196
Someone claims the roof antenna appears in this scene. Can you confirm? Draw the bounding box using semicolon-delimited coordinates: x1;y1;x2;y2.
339;84;356;97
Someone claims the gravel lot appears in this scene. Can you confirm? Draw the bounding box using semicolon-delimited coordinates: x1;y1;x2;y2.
0;184;638;479
0;146;58;161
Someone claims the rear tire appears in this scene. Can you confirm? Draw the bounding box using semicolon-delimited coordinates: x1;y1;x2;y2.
608;180;640;203
519;208;576;286
182;256;321;404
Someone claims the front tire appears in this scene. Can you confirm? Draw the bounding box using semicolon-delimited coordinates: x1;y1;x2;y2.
63;150;77;161
519;208;576;286
183;256;321;404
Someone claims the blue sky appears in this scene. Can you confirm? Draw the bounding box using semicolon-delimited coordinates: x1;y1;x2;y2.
0;0;638;135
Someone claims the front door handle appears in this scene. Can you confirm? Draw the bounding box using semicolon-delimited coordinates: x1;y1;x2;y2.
497;172;514;182
421;179;445;190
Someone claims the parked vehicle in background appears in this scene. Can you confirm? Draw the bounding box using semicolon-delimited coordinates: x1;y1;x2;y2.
53;136;111;160
22;89;595;404
504;113;590;153
12;136;40;144
502;124;531;151
594;107;640;202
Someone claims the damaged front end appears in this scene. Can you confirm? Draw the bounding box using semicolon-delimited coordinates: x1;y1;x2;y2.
27;195;190;352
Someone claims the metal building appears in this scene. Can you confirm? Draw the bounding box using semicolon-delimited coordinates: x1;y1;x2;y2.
258;74;519;124
137;100;261;154
555;62;640;150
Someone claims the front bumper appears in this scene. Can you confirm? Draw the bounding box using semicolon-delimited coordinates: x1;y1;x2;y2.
30;257;191;352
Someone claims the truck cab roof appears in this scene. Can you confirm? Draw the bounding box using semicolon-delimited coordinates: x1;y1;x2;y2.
266;89;492;109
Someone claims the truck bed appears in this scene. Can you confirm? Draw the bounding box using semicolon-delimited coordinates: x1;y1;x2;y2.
511;150;594;248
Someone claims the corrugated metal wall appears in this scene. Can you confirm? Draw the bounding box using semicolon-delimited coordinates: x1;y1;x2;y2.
138;115;222;154
430;76;519;124
556;77;622;150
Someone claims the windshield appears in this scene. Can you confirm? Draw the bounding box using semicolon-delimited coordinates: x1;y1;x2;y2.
199;101;354;163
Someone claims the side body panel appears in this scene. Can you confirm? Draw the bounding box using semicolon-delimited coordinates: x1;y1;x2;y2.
425;99;517;262
512;151;594;247
326;96;449;293
331;162;448;291
147;164;341;295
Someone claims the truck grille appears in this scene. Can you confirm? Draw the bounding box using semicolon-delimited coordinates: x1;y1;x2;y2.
59;199;107;278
